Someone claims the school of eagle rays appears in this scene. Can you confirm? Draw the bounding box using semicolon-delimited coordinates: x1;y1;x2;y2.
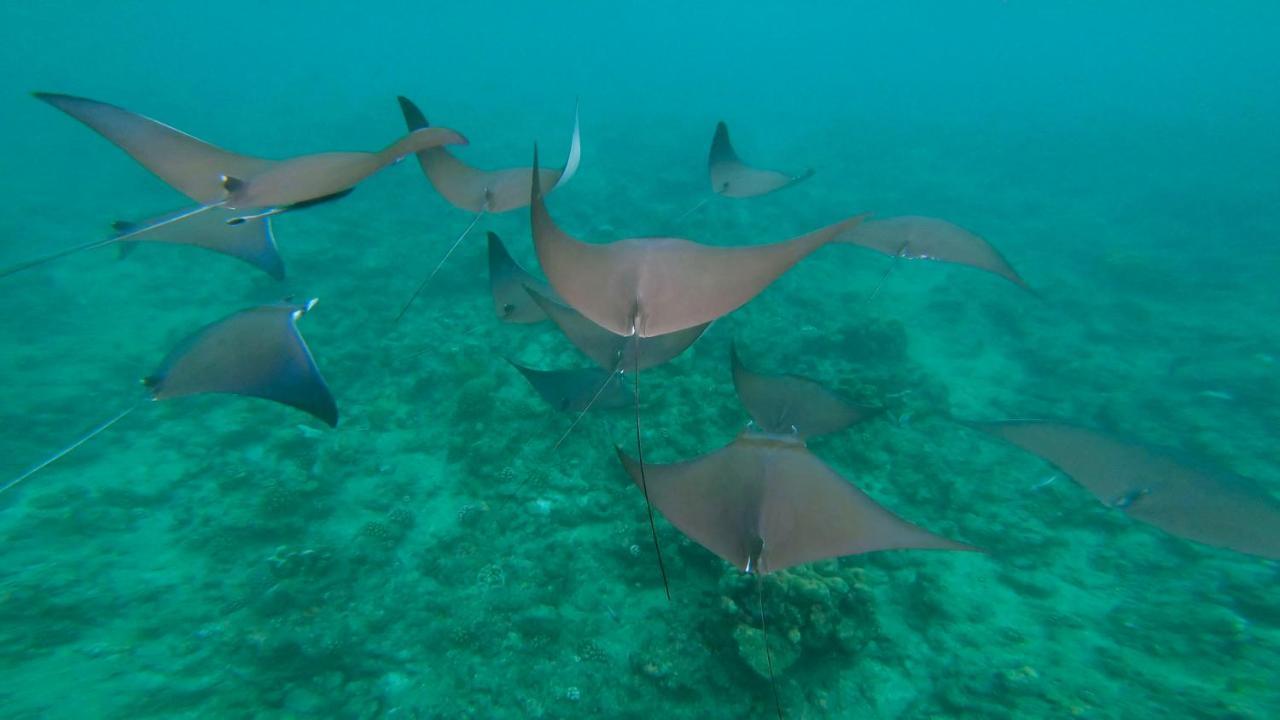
4;91;1279;718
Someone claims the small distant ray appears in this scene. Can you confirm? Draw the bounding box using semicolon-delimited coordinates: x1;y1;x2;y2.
1;299;336;495
709;121;814;199
111;209;284;279
525;285;709;371
731;342;882;438
507;359;630;413
616;430;975;573
3;93;466;280
392;97;579;321
966;419;1280;560
488;232;557;324
841;215;1031;291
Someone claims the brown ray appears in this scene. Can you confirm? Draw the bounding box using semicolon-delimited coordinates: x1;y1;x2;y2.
36;92;465;211
524;285;709;371
530;147;868;337
709;121;814;199
507;359;630;413
398;96;580;213
841;215;1030;290
488;232;557;323
967;420;1280;560
7;93;465;280
731;342;882;438
616;430;975;574
2;299;336;495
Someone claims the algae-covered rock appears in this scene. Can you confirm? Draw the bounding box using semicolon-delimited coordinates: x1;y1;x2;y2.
716;564;878;680
733;622;800;677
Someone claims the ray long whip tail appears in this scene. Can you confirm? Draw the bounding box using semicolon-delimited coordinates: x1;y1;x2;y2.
0;202;225;280
672;196;710;224
394;207;487;323
757;574;784;720
1;403;139;495
633;332;672;601
866;242;908;302
552;365;624;452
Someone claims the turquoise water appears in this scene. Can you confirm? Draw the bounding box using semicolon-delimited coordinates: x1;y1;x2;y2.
2;2;1278;718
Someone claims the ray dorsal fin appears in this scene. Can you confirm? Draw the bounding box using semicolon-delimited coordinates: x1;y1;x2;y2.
144;299;337;426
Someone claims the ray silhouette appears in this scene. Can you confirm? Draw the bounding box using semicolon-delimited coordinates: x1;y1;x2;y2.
392;97;580;321
841;215;1030;292
3;93;465;280
111;209;284;279
618;429;975;718
488;232;557;324
2;299;336;495
709;121;814;199
966;420;1280;560
731;342;882;438
507;359;630;413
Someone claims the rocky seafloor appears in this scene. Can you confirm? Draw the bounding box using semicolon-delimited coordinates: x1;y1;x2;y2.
1;111;1277;719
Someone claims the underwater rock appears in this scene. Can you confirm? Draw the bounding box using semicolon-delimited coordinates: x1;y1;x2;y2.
717;564;878;680
733;622;800;676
